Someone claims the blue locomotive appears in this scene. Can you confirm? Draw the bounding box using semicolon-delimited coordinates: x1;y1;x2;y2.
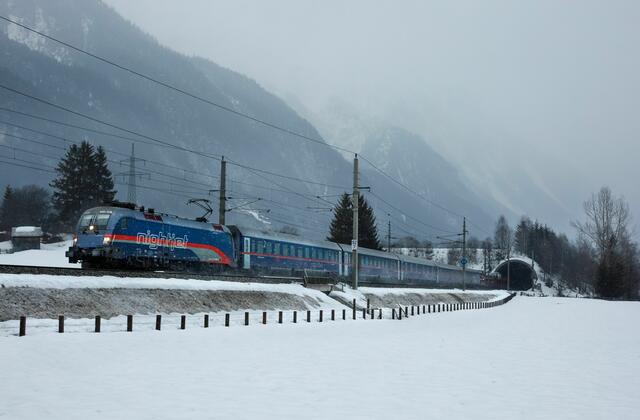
67;203;482;287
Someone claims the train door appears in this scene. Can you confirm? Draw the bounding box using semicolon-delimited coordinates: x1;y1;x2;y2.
243;237;251;269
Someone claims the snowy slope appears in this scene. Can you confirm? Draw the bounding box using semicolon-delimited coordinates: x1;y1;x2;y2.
1;297;638;419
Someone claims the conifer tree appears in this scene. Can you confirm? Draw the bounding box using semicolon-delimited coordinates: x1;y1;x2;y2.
0;185;52;232
0;185;14;231
93;146;116;204
51;141;116;228
327;193;381;250
328;193;352;244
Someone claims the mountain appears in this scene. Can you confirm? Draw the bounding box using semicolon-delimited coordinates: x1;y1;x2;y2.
301;99;505;237
0;0;499;239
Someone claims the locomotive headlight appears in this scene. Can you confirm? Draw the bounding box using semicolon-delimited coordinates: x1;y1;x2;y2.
103;235;112;245
89;225;95;231
73;235;77;245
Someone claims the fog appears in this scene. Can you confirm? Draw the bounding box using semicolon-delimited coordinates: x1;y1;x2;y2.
105;0;640;235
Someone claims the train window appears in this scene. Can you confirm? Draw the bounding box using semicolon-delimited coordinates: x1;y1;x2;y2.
304;248;310;259
95;213;110;230
257;241;265;254
251;241;256;253
297;247;303;258
283;244;288;256
274;243;280;255
265;241;272;254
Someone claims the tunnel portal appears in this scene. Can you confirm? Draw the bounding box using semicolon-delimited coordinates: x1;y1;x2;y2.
493;259;537;291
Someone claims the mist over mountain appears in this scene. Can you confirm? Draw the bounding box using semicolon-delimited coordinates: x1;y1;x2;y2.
0;0;499;240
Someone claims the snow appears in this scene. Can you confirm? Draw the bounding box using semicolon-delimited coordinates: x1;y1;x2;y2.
0;272;336;294
13;226;38;233
0;240;12;252
1;296;637;419
11;226;42;237
0;240;78;268
331;284;508;308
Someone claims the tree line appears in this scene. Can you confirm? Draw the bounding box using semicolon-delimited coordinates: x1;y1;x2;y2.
486;187;638;299
325;184;638;300
0;142;116;237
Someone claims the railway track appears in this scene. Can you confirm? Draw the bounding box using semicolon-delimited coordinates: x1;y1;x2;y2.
0;264;494;290
0;264;304;284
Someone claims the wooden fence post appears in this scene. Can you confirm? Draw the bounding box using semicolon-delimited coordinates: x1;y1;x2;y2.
405;306;409;317
180;315;186;330
352;299;356;320
95;315;101;333
156;315;161;331
399;308;403;320
307;310;311;323
319;310;323;322
362;308;366;319
279;311;283;324
379;308;382;319
127;315;133;332
411;306;415;316
342;309;346;320
392;308;396;320
367;298;370;314
225;313;230;327
293;311;297;323
262;312;267;325
331;309;335;321
19;316;25;337
58;315;64;333
245;312;250;326
204;314;209;328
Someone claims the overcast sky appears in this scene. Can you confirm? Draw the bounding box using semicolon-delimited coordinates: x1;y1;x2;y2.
105;0;640;234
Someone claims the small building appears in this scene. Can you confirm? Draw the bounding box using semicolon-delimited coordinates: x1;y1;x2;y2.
11;226;43;252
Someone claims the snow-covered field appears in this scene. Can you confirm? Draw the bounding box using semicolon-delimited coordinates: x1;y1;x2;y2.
1;296;638;419
0;240;78;268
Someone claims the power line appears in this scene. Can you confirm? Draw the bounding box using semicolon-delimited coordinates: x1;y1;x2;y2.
0;91;347;191
0;14;482;235
0;128;216;191
0;108;221;182
0;83;223;160
0;14;355;155
0;157;56;174
359;155;465;220
367;191;457;235
0;14;471;222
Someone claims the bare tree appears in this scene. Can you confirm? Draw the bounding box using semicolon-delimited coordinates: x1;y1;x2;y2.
494;215;513;260
574;187;637;298
573;186;631;259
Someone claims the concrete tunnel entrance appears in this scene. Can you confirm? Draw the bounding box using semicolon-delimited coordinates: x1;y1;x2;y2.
493;259;537;291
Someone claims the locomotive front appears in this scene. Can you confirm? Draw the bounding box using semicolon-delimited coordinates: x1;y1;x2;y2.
66;207;122;267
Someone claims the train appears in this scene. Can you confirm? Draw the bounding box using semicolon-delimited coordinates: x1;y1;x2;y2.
66;203;483;287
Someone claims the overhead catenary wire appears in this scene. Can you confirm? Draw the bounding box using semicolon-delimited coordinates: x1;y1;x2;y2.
0;157;56;174
0;14;355;154
0;14;482;227
0;91;348;191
